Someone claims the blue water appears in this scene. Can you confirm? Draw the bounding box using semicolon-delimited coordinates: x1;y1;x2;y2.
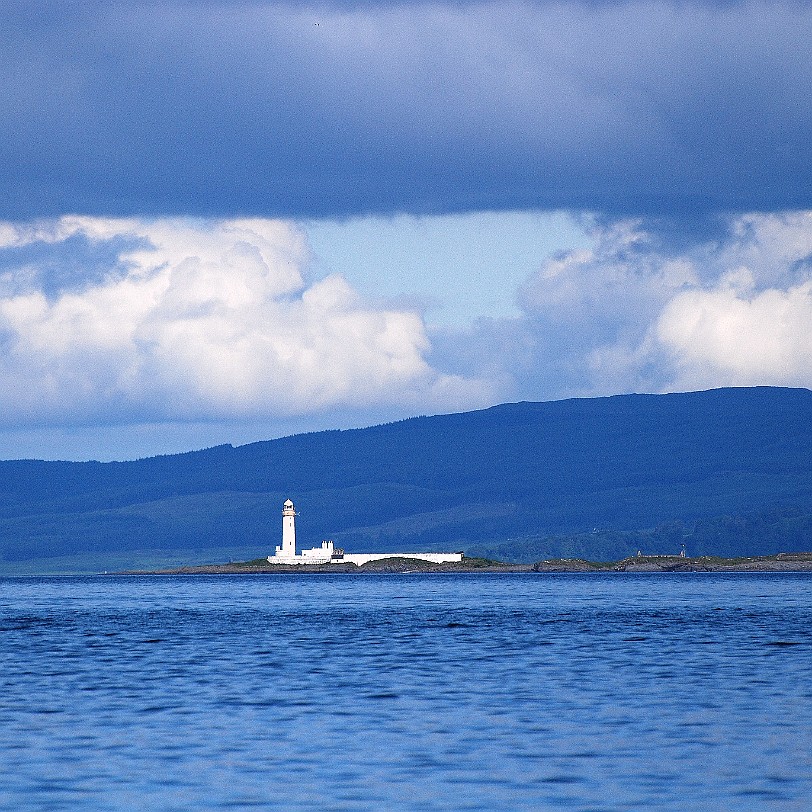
1;574;811;811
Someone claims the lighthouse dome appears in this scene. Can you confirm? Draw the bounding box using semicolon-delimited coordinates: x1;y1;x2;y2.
283;499;293;506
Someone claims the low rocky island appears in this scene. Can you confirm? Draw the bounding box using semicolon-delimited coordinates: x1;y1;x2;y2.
127;551;812;574
127;556;530;574
532;551;812;572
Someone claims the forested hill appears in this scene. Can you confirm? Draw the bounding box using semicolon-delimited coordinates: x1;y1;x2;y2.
3;386;812;573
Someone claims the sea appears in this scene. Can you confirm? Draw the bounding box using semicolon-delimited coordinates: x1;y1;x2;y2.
1;573;810;811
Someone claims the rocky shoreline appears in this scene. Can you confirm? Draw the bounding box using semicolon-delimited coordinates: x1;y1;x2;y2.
123;552;812;575
532;551;812;572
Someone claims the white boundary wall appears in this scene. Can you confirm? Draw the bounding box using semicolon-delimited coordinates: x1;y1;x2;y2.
340;552;463;566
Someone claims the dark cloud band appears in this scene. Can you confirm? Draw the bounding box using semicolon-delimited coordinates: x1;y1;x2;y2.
1;0;811;218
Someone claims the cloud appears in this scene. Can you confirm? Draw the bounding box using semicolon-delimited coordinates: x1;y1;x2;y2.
1;1;811;217
655;213;812;390
3;209;812;457
433;211;812;400
656;282;812;387
0;217;491;429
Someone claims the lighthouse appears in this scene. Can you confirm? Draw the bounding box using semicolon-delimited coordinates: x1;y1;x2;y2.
267;496;462;566
281;499;296;558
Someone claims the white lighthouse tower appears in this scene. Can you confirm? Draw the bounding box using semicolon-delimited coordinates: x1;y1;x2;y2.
281;498;296;558
269;497;336;564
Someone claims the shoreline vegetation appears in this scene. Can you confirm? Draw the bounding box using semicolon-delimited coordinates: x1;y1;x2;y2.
125;551;812;575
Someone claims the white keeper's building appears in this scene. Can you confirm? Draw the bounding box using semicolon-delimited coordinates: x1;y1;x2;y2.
268;499;463;566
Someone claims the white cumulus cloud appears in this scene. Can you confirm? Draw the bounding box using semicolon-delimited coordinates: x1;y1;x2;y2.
440;211;812;401
657;276;812;390
0;216;491;428
652;212;812;390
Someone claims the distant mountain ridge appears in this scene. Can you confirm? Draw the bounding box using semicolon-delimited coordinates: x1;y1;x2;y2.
3;386;812;573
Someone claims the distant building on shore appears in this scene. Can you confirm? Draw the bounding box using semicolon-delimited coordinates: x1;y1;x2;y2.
267;498;463;566
636;544;687;558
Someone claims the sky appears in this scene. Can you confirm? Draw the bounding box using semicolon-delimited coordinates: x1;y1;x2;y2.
1;0;812;460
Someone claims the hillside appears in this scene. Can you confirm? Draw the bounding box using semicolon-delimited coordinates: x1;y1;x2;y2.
2;386;812;573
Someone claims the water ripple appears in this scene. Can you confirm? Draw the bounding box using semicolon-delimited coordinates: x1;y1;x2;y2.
1;573;811;810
